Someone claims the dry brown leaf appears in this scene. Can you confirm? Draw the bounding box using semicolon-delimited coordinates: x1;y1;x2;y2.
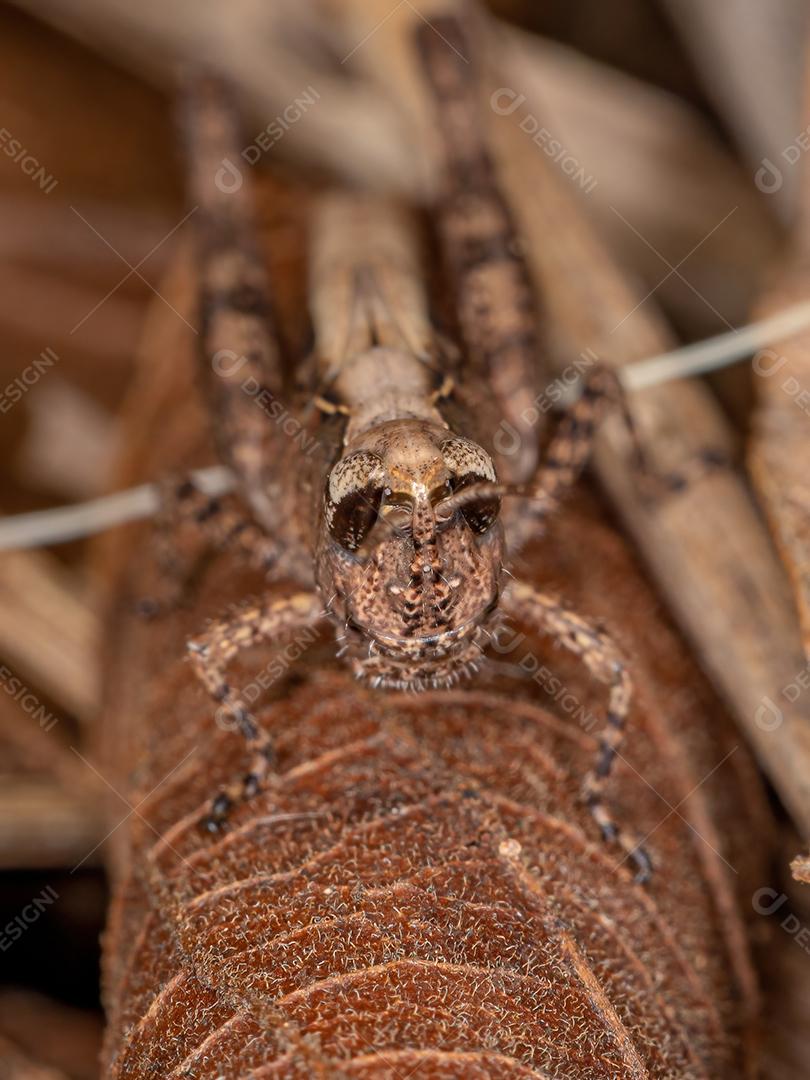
95;175;770;1078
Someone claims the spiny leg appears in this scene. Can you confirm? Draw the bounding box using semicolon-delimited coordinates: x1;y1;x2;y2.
500;363;726;553
429;363;635;552
502;580;652;882
139;77;308;621
414;13;543;484
187;590;323;830
504;364;643;550
182;75;295;537
138;476;282;618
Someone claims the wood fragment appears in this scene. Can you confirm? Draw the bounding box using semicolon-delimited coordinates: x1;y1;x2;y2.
0;781;100;869
0;547;99;723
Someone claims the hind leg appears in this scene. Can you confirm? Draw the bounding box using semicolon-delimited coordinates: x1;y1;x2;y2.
501;580;652;883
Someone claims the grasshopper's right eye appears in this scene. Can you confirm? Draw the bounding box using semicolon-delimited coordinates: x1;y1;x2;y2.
441;437;500;534
325;450;386;551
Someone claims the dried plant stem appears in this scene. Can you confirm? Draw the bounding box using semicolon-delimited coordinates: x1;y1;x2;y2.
747;268;810;665
487;103;810;836
747;33;810;664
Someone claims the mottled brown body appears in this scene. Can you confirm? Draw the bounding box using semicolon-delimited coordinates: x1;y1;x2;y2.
307;194;505;690
163;32;651;879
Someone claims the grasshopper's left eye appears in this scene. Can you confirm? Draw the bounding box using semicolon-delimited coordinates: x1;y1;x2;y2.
325;450;386;551
441;437;500;534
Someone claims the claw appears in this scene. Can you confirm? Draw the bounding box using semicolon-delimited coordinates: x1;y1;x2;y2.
202;791;232;833
632;846;653;885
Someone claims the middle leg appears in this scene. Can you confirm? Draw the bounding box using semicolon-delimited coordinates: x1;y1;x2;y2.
138;476;284;618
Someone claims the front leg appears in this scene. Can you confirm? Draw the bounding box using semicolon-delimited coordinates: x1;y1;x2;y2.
501;580;652;883
504;364;642;553
187;590;323;830
503;362;729;554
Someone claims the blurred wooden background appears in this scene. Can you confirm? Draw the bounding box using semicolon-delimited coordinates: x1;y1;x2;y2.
1;1;809;1076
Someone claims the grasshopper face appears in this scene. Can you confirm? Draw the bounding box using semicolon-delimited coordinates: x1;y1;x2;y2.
318;420;504;689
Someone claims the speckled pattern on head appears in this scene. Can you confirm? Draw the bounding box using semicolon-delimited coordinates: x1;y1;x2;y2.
318;389;505;691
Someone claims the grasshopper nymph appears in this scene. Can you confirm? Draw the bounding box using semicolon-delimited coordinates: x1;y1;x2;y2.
157;30;651;882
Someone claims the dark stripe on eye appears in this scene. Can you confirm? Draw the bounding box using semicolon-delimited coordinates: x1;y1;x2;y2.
449;471;500;534
327;485;384;551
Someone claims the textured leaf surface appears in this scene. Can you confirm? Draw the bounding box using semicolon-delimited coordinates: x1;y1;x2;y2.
97;182;769;1078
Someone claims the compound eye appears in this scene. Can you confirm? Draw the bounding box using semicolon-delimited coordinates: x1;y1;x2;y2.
441;437;500;534
325;450;386;551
